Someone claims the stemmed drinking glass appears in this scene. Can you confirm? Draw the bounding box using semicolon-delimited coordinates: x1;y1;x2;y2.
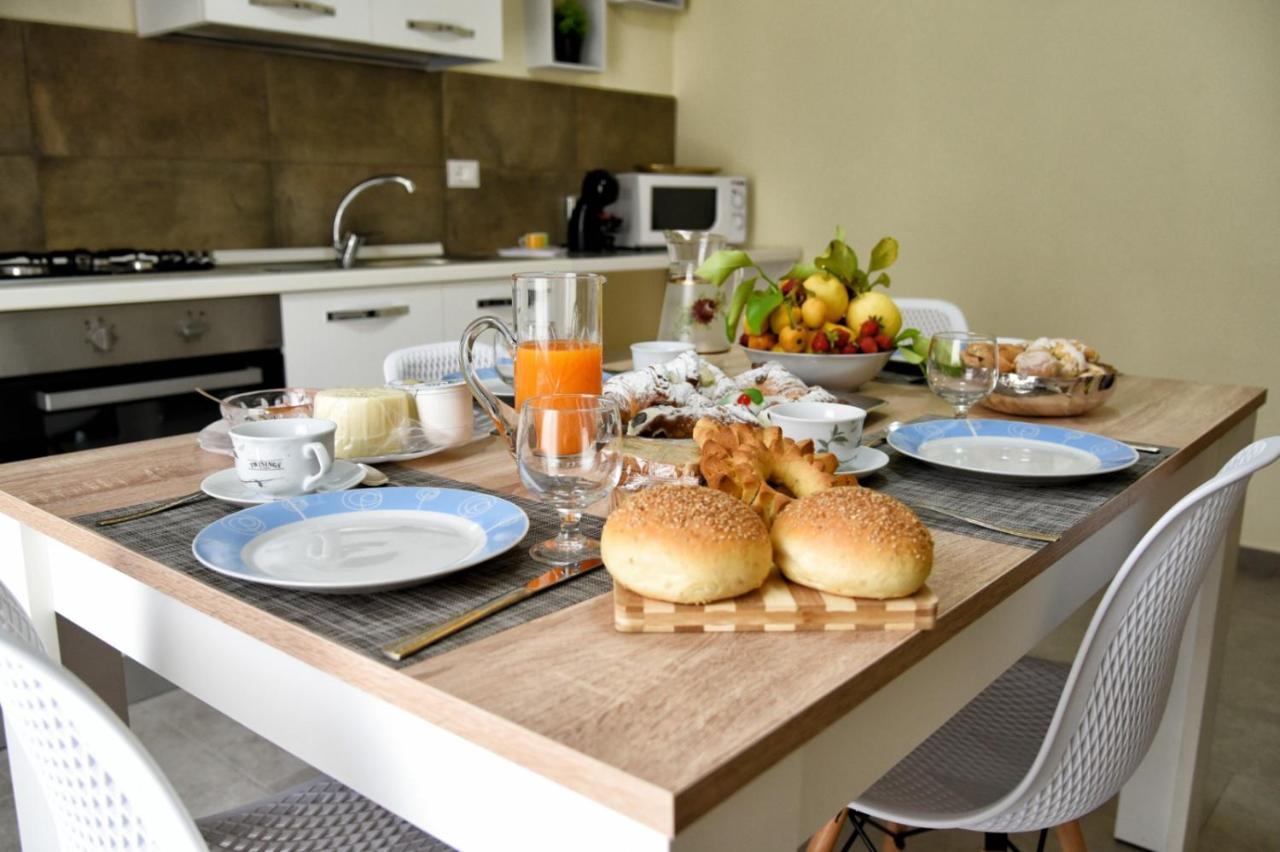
927;331;999;418
516;394;623;565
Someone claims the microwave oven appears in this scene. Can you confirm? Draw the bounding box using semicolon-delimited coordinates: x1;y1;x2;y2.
608;173;748;248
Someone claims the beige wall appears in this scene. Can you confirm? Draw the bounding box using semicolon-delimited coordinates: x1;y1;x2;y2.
674;0;1280;551
0;0;675;94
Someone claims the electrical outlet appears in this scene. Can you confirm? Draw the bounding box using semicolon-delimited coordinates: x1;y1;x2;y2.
446;159;480;189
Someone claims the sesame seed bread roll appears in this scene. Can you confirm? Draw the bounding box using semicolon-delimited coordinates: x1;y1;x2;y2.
601;485;772;605
771;488;933;599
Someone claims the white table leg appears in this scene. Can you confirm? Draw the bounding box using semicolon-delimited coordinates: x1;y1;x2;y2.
0;515;61;657
1115;415;1254;851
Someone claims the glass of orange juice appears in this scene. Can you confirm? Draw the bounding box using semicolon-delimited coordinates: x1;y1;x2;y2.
461;273;605;454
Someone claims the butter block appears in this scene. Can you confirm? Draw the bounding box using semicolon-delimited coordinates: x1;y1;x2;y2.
313;387;413;459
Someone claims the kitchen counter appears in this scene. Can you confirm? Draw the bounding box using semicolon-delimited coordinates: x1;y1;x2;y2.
0;246;802;312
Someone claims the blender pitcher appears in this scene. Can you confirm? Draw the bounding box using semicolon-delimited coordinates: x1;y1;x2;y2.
656;230;730;353
460;272;605;453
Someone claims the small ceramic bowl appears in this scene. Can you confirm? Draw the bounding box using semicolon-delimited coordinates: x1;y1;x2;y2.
631;341;696;370
765;401;867;466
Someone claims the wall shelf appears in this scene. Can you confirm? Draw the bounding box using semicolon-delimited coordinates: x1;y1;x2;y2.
525;0;607;73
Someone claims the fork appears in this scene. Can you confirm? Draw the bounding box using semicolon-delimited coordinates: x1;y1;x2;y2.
909;502;1060;543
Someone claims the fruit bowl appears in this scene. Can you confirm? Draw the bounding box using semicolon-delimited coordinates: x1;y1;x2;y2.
980;365;1118;417
736;346;893;391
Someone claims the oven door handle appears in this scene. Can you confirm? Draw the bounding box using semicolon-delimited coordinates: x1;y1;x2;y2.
326;305;410;322
34;367;264;413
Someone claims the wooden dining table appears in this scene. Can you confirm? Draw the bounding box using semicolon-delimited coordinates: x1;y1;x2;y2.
0;372;1265;852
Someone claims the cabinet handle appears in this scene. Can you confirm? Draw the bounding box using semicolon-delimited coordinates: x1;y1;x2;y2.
476;298;513;308
407;19;476;38
326;305;410;322
249;0;336;16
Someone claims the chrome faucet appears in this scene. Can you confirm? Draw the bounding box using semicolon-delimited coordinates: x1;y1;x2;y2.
332;174;416;268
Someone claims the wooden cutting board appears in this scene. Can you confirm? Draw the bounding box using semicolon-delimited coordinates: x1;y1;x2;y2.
613;570;936;633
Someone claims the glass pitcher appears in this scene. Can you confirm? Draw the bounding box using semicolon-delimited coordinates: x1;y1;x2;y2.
460;272;605;453
656;230;730;353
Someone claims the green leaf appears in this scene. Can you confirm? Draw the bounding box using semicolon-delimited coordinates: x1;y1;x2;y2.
815;238;858;284
850;269;870;294
743;286;783;335
873;272;891;288
782;262;818;282
695;249;754;287
723;275;757;340
868;237;899;272
834;225;847;242
742;387;764;405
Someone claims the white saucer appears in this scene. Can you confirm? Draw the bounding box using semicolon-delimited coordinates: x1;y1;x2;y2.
201;460;366;506
836;446;890;477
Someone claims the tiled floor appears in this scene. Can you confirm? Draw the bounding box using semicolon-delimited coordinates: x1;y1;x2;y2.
0;551;1276;850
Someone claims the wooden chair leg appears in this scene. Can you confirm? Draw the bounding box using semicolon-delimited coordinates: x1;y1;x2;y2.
1054;820;1087;852
806;809;848;852
883;821;906;849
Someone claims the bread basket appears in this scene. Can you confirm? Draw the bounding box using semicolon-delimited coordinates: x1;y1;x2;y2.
980;365;1118;417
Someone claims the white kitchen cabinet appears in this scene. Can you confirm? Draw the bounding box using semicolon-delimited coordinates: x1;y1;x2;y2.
135;0;502;68
281;285;444;388
439;279;514;343
370;0;502;63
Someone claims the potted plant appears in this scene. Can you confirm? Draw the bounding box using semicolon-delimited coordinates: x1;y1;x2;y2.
553;0;588;64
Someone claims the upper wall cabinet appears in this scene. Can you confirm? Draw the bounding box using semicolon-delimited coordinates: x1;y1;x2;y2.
135;0;503;68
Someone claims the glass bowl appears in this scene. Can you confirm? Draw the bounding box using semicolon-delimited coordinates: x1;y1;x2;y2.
980;366;1118;417
218;388;318;426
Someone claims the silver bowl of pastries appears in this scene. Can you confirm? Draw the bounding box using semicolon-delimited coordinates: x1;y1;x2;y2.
981;338;1117;417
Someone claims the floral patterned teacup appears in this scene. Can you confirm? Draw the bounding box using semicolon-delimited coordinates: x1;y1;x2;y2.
764;402;866;467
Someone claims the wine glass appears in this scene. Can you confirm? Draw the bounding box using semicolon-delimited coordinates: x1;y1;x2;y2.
516;394;623;565
927;331;998;418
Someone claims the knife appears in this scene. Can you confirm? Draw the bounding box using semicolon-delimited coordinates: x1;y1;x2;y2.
380;558;604;662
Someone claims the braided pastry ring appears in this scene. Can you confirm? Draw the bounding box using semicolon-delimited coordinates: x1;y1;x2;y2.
693;418;857;526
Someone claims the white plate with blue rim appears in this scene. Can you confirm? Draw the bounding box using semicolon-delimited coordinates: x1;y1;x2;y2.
887;419;1139;482
192;487;530;593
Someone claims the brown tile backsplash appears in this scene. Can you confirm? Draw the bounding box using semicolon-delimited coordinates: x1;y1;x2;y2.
40;158;272;250
266;54;442;166
575;88;675;173
271;162;445;248
443;74;575;173
0;21;30;154
26;24;268;161
0;156;42;251
4;21;676;253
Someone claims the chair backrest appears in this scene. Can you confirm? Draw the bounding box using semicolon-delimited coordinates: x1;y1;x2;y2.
0;578;44;654
0;632;206;851
383;341;495;383
895;298;968;337
979;436;1280;832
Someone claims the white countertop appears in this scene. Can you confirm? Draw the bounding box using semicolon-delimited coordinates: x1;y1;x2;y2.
0;247;802;312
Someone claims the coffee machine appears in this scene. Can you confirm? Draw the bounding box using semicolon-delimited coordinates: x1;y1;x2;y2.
567;169;622;253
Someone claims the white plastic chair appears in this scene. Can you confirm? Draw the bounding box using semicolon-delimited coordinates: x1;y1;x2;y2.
383;341;496;384
818;436;1280;852
0;581;452;851
895;298;968;337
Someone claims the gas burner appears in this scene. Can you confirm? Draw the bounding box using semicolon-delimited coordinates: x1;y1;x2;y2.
0;249;216;279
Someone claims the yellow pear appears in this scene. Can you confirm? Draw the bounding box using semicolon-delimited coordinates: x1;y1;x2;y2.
800;296;827;329
846;291;902;338
802;273;850;324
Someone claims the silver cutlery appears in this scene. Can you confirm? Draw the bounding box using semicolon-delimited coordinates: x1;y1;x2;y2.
909;502;1060;543
860;421;903;449
381;558;604;662
95;491;209;527
1125;442;1161;454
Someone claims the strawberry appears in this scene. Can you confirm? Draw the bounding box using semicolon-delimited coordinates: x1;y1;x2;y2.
739;333;750;347
875;333;893;351
859;337;878;354
736;393;753;406
834;328;852;347
859;319;880;338
812;332;831;353
840;342;858;354
781;278;797;295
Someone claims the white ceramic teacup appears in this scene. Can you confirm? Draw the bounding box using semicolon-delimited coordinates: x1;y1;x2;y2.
765;402;867;466
631;340;696;370
229;418;336;497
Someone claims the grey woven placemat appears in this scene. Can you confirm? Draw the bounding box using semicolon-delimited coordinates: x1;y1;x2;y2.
858;432;1174;549
74;467;609;668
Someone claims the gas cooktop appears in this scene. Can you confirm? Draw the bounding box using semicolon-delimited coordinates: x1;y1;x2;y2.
0;249;216;279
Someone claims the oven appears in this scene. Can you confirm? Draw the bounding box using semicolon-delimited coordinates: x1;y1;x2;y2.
0;296;283;462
